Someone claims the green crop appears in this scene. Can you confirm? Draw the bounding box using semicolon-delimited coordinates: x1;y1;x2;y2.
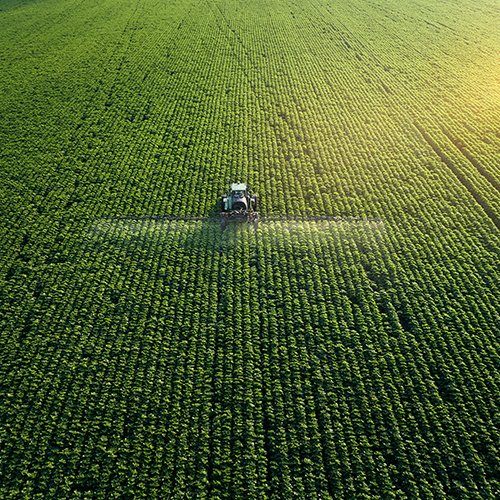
1;0;500;498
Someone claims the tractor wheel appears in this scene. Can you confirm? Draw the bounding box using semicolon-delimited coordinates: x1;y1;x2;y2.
251;194;258;210
221;195;227;212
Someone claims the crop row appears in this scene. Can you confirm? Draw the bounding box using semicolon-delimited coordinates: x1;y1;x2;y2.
1;220;500;498
2;0;500;497
2;0;500;235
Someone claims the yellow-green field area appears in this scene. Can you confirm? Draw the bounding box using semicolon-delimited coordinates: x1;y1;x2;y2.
1;0;500;498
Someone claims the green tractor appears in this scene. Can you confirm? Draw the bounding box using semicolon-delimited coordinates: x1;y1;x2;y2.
221;183;258;229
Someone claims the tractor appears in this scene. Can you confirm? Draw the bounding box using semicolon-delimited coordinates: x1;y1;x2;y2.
220;183;259;229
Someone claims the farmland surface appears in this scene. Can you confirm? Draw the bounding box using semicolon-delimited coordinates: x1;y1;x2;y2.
1;0;500;497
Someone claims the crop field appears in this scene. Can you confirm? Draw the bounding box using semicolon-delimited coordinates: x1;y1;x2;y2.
1;0;500;497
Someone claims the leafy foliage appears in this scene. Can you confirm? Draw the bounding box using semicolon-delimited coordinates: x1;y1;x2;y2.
1;0;500;498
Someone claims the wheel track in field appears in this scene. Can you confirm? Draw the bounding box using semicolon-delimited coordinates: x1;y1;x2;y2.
440;129;500;195
414;122;500;232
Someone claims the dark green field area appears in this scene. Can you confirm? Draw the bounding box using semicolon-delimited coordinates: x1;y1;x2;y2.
1;0;500;498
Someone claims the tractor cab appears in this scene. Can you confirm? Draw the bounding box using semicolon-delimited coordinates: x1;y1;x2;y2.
231;186;247;211
222;183;251;212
